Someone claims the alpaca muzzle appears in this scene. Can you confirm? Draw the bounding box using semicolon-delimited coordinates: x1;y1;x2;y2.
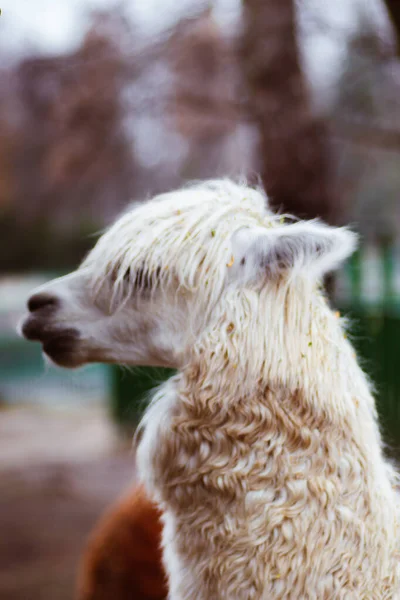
20;291;81;367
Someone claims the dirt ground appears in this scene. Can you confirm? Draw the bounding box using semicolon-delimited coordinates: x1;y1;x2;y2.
0;406;137;600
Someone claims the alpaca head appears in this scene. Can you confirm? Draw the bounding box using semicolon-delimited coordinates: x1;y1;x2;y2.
20;180;357;369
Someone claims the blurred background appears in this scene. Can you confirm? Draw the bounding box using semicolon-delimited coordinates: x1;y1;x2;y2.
1;0;400;598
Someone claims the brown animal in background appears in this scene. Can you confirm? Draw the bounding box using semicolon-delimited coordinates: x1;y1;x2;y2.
77;484;166;600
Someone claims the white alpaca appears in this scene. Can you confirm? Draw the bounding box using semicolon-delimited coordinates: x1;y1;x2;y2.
21;180;400;599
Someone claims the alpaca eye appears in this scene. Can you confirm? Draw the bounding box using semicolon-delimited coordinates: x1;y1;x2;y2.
110;265;161;290
134;266;162;289
134;268;146;288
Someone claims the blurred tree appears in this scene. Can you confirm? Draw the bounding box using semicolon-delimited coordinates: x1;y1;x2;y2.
168;8;246;180
384;1;400;46
0;8;139;272
330;12;400;243
170;8;235;140
240;0;337;223
0;73;17;210
16;9;136;226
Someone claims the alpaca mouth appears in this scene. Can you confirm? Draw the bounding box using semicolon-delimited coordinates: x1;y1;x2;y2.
21;316;80;367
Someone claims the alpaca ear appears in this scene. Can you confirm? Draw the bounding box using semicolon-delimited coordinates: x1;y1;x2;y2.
230;220;358;285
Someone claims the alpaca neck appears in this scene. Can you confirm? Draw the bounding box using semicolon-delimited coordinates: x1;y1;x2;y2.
140;279;392;506
137;281;399;600
192;282;368;404
184;279;382;455
166;282;395;512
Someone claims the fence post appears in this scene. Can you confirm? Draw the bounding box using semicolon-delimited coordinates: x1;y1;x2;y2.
382;241;395;310
111;366;175;434
347;249;362;308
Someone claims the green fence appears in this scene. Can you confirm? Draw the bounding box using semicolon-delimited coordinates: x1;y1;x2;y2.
111;366;175;434
337;308;400;459
0;336;110;408
336;246;400;458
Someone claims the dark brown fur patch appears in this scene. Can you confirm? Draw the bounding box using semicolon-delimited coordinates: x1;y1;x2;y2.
77;485;166;600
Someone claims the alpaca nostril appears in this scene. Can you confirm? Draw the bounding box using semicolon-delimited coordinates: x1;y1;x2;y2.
28;293;59;313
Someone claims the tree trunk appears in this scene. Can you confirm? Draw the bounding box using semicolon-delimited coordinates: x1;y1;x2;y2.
240;0;336;224
383;0;400;46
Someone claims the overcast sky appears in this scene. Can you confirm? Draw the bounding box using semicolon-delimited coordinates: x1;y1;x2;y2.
1;0;236;56
0;0;392;101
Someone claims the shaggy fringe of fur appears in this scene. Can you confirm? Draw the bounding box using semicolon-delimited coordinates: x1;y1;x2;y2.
83;180;283;315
